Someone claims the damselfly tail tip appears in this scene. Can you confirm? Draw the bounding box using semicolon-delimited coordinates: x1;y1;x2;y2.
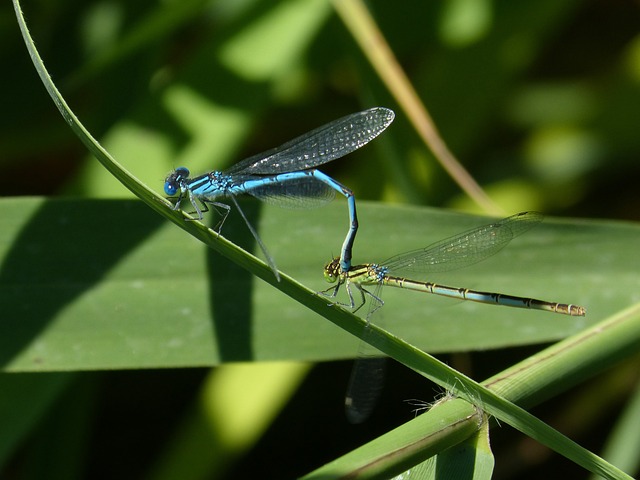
557;303;586;316
572;305;586;317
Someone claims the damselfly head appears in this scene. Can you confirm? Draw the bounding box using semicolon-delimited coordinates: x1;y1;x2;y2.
164;167;190;196
323;257;341;283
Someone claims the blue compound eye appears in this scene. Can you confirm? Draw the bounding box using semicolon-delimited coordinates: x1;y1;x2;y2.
164;182;177;196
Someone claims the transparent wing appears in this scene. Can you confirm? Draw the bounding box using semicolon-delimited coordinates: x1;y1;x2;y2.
385;212;544;274
226;107;395;175
245;176;336;209
345;354;386;424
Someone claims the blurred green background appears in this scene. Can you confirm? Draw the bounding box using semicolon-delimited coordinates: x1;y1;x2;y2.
1;0;639;478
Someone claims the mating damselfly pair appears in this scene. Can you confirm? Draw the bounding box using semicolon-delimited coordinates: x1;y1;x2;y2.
164;107;586;422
